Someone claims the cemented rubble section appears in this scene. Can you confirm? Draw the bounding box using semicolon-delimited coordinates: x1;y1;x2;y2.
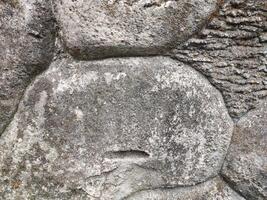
0;0;55;135
173;0;267;120
0;57;233;199
222;100;267;200
55;0;219;59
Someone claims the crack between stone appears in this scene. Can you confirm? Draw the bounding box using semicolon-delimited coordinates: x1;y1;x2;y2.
0;102;20;138
0;73;39;138
121;174;248;200
0;58;56;138
220;173;248;200
121;175;220;200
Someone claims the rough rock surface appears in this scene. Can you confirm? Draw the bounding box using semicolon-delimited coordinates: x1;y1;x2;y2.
55;0;219;59
172;0;267;120
0;0;55;135
221;100;267;200
127;177;245;200
0;57;233;199
0;0;266;199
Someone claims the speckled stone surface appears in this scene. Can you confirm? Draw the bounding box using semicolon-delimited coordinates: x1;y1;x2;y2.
0;57;233;199
55;0;219;59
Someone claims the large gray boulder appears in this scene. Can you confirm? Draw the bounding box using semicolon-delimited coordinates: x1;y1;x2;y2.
55;0;219;59
221;100;267;200
0;57;233;199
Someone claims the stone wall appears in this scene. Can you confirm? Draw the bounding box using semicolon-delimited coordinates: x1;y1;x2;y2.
0;0;266;199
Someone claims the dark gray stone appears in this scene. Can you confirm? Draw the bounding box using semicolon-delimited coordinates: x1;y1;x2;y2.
222;100;267;200
0;0;55;135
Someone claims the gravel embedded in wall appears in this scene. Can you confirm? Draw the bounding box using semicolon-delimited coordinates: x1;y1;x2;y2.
172;0;267;120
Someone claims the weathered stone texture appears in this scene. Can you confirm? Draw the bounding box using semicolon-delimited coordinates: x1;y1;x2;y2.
221;100;267;200
55;0;219;59
0;0;265;199
172;0;267;120
0;57;233;199
0;0;55;135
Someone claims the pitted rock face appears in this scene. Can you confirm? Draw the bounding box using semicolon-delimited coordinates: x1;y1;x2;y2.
55;0;219;59
0;57;233;199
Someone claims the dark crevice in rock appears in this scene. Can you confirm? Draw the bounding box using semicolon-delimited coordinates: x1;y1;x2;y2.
0;0;57;137
0;64;49;137
0;95;22;138
220;173;248;200
104;150;150;160
0;44;59;137
121;176;224;200
67;51;170;62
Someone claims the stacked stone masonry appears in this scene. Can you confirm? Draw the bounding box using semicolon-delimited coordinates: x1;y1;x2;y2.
0;0;266;200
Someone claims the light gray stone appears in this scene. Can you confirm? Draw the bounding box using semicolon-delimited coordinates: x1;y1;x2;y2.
0;0;55;135
221;100;267;200
0;57;233;199
126;177;245;200
55;0;219;59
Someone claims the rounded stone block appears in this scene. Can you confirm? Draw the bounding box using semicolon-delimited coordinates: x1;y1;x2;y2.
55;0;219;59
0;57;233;199
222;100;267;200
